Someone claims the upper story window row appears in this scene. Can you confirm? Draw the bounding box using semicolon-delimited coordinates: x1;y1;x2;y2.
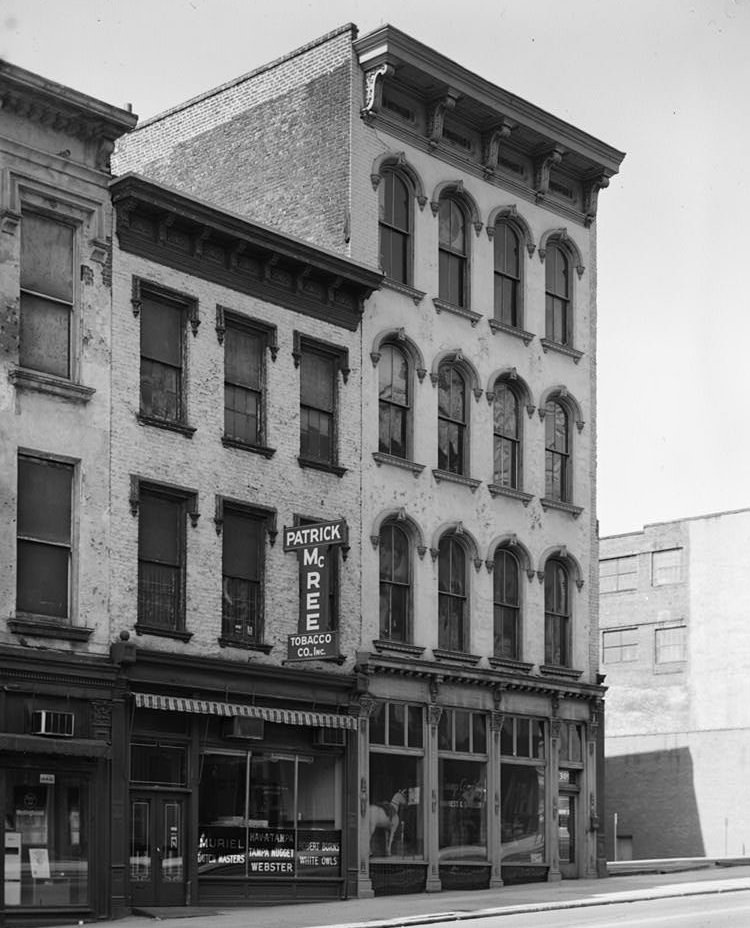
376;163;585;359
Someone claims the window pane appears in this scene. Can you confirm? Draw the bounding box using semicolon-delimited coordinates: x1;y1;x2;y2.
369;755;423;858
18;457;72;543
652;549;682;586
19;293;70;377
439;758;487;859
301;351;335;411
655;626;686;662
141;297;182;367
225;384;260;444
139;494;181;564
141;359;180;421
223;511;262;580
131;744;187;785
225;326;261;389
389;704;405;746
454;710;470;753
17;540;69;617
300;407;333;461
500;763;545;863
21;213;74;302
370;703;386;744
408;706;423;748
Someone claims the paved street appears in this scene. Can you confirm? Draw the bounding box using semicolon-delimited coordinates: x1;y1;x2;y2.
42;864;750;928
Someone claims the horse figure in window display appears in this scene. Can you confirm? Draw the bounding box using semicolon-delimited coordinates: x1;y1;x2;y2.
369;788;408;856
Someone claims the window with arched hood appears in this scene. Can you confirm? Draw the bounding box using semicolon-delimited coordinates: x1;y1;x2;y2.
378;343;410;459
493;220;520;327
437;362;467;475
545;244;570;345
493;548;520;660
379;169;411;284
493;383;520;489
379;522;411;642
545;400;570;501
438;535;467;652
438;196;468;307
545;558;570;666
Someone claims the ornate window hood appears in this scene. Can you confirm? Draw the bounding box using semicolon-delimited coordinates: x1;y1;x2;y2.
111;174;383;331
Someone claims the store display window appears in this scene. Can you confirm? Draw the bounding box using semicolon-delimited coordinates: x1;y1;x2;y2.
369;702;424;859
4;770;89;907
500;715;546;863
438;709;487;861
198;751;341;878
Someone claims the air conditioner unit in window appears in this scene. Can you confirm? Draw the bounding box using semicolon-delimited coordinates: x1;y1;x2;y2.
313;727;346;747
31;710;74;737
223;717;265;740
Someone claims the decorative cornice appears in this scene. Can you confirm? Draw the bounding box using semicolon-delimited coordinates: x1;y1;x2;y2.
8;369;95;404
427;90;461;147
540;338;584;364
487;484;533;506
432;297;482;327
111;175;382;333
487;318;535;346
539;497;584;520
432;469;482;493
533;146;565;202
372;452;425;477
481;119;515;173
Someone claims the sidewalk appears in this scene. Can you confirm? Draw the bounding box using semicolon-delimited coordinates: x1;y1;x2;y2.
50;863;750;928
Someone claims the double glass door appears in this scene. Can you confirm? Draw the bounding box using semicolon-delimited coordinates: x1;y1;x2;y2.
130;793;186;906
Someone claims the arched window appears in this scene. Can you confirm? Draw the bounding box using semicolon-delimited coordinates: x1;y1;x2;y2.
545;244;570;345
379;522;411;642
438;535;467;651
438;196;468;307
378;343;410;459
379;169;411;284
494;548;520;660
493;220;520;327
545;558;570;666
545;400;570;501
437;361;467;475
493;383;520;489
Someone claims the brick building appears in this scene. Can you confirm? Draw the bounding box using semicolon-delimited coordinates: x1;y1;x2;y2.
115;23;624;900
0;63;136;920
600;509;750;861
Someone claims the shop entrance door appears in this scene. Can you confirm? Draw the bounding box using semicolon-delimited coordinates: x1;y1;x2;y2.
558;791;578;878
129;794;186;906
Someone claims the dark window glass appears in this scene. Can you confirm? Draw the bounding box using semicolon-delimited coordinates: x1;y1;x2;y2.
545;559;570;666
493;384;519;488
20;213;74;377
494;549;520;660
222;509;264;644
138;491;184;630
16;456;72;618
437;363;467;475
438;197;467;307
300;349;335;464
224;325;263;445
131;744;187;785
379;170;411;284
545;400;570;501
493;221;520;326
140;294;184;422
545;244;570;345
379;522;410;642
378;344;410;458
438;536;466;652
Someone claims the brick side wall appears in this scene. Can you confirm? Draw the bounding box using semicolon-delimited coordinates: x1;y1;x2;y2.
114;28;356;256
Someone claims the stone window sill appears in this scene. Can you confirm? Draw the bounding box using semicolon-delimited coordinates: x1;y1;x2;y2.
538;664;583;680
540;338;584;364
298;457;347;477
433;470;481;492
432;297;482;326
432;648;482;666
488;319;534;346
372;452;425;476
9;615;93;641
218;637;273;654
222;437;276;458
135;623;193;642
137;414;196;438
488;484;533;506
488;656;534;674
9;368;95;403
540;497;583;518
372;639;426;658
382;277;426;305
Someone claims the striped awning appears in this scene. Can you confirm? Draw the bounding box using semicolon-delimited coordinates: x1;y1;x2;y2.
133;692;357;730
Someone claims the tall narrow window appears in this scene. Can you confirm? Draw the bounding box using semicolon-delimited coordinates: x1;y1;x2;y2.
300;347;336;465
378;344;410;458
138;489;185;632
140;292;185;423
494;549;520;660
438;535;467;652
224;323;263;446
493;221;520;327
20;213;75;378
222;508;264;644
437;362;467;475
438;197;468;307
545;244;570;345
379;169;411;284
17;455;73;619
545;559;570;666
545;400;570;501
379;522;411;642
493;384;520;488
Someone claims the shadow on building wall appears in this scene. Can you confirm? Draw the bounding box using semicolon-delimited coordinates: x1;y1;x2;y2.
605;747;704;860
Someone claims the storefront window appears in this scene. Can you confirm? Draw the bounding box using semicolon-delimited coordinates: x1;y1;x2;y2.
131;743;187;785
198;751;341;878
4;771;89;907
500;763;545;863
438;709;487;861
369;702;424;859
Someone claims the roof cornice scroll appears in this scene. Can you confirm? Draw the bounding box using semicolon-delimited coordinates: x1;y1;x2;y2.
481;118;516;175
361;62;395;122
427;89;461;148
485;205;536;257
533;145;565;203
583;172;612;228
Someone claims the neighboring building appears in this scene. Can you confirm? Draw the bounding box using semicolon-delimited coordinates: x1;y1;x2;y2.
114;23;624;900
0;63;136;920
600;509;750;861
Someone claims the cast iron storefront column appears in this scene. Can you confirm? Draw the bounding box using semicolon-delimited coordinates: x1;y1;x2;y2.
548;711;562;882
425;701;442;893
488;708;504;889
354;695;375;898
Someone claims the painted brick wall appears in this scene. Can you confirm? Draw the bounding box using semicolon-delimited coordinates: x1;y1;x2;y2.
114;27;356;256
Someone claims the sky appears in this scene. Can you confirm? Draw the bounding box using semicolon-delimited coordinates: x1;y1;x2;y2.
2;0;748;537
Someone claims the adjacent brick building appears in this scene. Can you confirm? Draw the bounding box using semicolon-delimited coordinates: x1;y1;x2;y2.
600;509;750;861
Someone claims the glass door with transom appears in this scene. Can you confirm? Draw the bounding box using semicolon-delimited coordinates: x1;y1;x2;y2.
129;794;186;906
